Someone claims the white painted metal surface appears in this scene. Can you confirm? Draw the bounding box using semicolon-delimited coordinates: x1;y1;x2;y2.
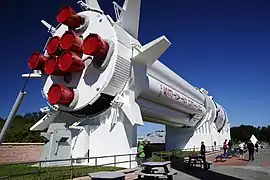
24;0;231;168
166;120;231;150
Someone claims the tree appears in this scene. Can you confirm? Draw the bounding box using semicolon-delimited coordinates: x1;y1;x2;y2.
1;112;270;143
230;125;270;143
0;112;45;143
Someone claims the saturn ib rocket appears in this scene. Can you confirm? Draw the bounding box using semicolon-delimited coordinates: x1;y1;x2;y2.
23;0;230;167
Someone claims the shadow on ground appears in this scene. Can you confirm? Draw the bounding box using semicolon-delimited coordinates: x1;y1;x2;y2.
171;160;243;180
239;159;249;162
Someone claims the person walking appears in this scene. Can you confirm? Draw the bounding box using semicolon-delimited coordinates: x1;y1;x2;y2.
247;140;255;161
238;141;244;159
223;139;228;155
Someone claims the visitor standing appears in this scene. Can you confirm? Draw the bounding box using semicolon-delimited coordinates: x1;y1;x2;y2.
144;139;152;160
137;141;145;165
200;141;206;162
214;141;217;151
255;142;259;153
223;139;228;155
238;141;244;159
200;141;208;169
247;140;255;161
228;140;233;151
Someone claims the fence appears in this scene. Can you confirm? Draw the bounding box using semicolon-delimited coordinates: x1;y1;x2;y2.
152;145;222;161
182;145;223;152
0;145;222;179
0;153;137;180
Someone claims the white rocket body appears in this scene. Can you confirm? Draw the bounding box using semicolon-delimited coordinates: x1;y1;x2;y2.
39;4;227;131
24;0;230;167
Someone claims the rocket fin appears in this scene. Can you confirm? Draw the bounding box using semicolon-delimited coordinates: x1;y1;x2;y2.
84;0;101;10
119;0;141;39
112;90;144;126
30;111;60;131
132;35;171;65
122;100;144;126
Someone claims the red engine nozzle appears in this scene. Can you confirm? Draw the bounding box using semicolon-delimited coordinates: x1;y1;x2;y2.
46;36;61;55
48;84;74;105
44;56;65;76
58;51;85;72
56;6;84;28
60;31;83;52
82;34;109;67
82;34;109;59
28;52;47;70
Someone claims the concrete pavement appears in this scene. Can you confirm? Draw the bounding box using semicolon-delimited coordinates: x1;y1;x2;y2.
171;148;270;180
74;148;270;180
247;148;270;167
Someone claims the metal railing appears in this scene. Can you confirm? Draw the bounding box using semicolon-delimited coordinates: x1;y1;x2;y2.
0;145;223;179
152;145;223;161
0;153;137;180
1;143;45;145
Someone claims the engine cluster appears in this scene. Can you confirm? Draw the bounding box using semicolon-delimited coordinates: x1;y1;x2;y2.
27;6;110;107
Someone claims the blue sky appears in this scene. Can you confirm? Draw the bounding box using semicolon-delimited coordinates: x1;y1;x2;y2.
1;0;270;136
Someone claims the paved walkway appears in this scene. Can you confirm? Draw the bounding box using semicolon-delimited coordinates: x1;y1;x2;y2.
171;148;270;180
206;151;249;166
74;149;270;180
247;148;270;167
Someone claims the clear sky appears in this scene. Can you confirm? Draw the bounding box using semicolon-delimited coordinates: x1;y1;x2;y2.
0;0;269;136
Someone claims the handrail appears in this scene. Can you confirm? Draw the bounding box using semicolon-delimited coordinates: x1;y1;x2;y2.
1;143;45;145
0;153;137;166
0;145;223;179
151;145;222;161
0;145;222;166
0;153;137;179
152;145;222;153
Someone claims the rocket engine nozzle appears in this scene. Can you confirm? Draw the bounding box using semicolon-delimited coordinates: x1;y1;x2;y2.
58;51;85;72
44;56;65;76
46;36;61;56
29;4;117;111
60;31;83;52
48;84;74;105
56;6;84;28
82;33;109;67
28;52;47;70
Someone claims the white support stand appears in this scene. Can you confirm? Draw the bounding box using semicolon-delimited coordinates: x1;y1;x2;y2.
39;107;137;168
69;107;138;168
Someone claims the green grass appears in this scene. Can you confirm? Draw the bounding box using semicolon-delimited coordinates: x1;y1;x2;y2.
0;164;123;180
0;150;199;179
